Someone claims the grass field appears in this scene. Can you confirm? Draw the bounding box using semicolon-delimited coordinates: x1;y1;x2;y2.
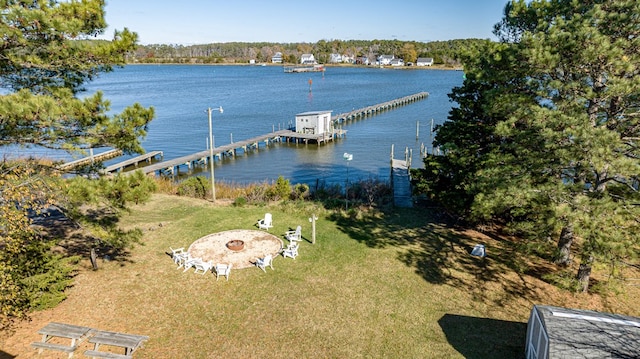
2;194;638;358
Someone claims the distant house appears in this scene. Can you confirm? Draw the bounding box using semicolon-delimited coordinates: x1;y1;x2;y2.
300;54;316;64
295;110;333;135
341;54;355;64
417;57;434;66
271;52;283;63
329;53;342;63
525;305;640;359
356;56;370;65
390;58;404;67
378;55;394;65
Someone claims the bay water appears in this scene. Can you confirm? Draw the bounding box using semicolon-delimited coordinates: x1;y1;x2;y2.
11;65;463;186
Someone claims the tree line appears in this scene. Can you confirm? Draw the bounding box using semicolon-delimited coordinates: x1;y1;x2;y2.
130;39;485;66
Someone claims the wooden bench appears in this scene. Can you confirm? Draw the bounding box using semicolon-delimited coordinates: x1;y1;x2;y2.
30;341;76;353
83;350;132;359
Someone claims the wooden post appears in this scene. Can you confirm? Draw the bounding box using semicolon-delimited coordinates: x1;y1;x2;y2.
90;248;98;270
309;214;318;244
430;118;434;154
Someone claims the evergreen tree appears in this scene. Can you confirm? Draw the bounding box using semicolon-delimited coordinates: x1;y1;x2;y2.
413;0;640;292
0;0;155;327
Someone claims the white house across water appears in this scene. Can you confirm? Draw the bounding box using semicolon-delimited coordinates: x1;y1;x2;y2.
295;110;333;135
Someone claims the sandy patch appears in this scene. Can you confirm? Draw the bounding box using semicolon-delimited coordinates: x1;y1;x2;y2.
187;229;283;269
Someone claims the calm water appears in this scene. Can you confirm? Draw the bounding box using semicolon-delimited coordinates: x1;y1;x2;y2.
10;65;463;185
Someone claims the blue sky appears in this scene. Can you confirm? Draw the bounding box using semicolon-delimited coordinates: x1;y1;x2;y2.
99;0;508;45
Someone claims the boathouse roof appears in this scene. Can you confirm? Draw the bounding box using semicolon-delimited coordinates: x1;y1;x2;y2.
296;110;332;116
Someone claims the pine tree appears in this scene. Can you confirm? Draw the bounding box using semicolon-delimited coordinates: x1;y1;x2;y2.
414;0;640;293
0;0;155;327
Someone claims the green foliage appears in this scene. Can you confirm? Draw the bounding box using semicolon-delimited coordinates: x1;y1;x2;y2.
0;159;83;327
268;175;291;200
20;254;79;311
177;176;209;199
292;183;310;200
413;0;640;293
63;172;155;249
233;196;247;207
0;0;157;327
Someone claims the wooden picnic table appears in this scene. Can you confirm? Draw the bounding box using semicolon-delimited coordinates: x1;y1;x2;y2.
30;322;93;358
84;330;149;358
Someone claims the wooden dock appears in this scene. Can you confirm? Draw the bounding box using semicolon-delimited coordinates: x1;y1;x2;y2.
106;92;428;177
58;149;122;171
391;145;413;208
333;92;428;124
134;130;295;176
101;151;164;174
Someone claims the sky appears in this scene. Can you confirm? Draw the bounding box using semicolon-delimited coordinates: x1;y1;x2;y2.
98;0;509;45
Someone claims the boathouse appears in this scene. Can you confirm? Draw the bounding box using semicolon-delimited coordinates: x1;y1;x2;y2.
295;110;333;135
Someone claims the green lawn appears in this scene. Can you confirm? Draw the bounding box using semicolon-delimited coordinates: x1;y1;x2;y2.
13;194;586;358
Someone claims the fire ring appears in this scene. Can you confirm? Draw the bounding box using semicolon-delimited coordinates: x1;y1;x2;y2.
226;240;245;251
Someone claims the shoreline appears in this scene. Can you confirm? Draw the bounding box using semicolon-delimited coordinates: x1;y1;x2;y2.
125;62;461;71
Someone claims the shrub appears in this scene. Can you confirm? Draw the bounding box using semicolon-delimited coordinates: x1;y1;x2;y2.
292;183;310;200
266;176;291;200
177;176;209;199
233;197;247;207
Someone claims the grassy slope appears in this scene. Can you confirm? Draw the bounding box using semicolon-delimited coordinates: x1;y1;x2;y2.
2;194;638;358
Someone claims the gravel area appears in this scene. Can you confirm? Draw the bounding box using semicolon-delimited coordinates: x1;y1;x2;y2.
187;229;283;269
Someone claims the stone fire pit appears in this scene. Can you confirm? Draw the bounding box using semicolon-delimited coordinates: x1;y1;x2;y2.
187;230;283;269
226;240;245;251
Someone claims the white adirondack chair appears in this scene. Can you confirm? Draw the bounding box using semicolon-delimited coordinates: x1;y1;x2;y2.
181;255;201;272
256;254;274;272
257;213;273;231
175;252;193;269
193;259;214;275
214;263;232;281
284;225;302;243
282;243;299;260
170;247;185;265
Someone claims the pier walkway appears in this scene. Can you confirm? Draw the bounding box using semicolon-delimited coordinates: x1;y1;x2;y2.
391;160;413;208
333;92;428;124
76;92;429;177
102;151;164;174
390;146;413;208
136;130;297;176
58;149;122;171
